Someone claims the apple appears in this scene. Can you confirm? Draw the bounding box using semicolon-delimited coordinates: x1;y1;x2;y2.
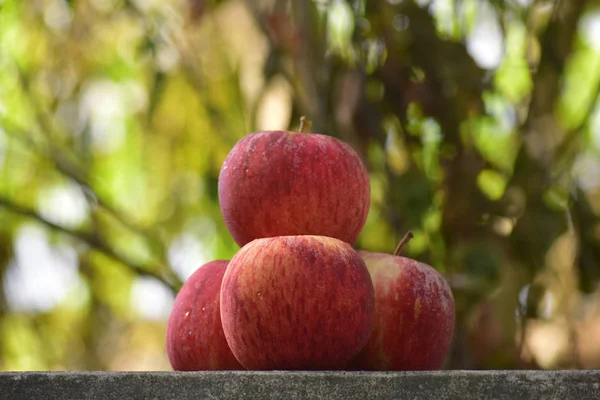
220;235;375;370
350;232;455;371
166;260;243;371
218;117;370;247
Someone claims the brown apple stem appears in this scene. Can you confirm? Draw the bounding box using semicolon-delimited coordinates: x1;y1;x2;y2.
394;231;414;256
298;116;312;133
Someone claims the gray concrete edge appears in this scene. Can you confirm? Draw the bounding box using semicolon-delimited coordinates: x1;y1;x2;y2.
1;370;599;400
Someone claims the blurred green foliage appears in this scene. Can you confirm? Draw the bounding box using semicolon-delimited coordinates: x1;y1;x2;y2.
1;0;600;371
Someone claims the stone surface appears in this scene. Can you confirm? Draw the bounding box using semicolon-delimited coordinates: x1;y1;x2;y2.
0;370;599;400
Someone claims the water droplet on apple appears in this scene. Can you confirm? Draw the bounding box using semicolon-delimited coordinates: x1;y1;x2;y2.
256;292;261;297
184;311;191;320
201;307;206;311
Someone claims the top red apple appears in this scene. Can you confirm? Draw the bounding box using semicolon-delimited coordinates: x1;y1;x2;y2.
218;117;370;247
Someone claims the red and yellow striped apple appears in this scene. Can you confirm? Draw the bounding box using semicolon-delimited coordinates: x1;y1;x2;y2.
218;118;370;247
350;233;455;370
166;260;243;371
220;235;375;370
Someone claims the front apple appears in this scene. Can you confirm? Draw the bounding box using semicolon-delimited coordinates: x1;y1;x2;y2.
350;234;455;370
220;235;375;370
218;118;370;247
166;260;243;371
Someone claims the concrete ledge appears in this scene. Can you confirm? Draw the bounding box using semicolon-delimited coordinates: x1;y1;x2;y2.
1;370;599;400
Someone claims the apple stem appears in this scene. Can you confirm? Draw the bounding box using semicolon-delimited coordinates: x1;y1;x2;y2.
298;116;312;133
394;231;414;256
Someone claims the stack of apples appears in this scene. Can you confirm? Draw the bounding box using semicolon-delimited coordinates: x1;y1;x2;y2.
165;118;455;371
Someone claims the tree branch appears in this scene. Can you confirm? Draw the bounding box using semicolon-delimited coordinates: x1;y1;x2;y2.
2;120;171;266
0;196;181;292
5;27;186;294
521;0;588;164
508;0;588;203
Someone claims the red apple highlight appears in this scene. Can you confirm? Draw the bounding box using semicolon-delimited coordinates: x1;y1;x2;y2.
218;117;370;247
220;235;375;370
166;260;243;371
350;233;455;371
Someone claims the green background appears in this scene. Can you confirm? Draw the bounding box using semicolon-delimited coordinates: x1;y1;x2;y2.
1;0;600;370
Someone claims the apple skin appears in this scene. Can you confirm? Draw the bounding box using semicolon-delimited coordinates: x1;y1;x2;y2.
166;260;243;371
218;131;370;247
220;235;375;370
349;251;455;371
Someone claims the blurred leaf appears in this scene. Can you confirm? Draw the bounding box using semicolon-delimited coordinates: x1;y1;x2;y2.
478;169;507;200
